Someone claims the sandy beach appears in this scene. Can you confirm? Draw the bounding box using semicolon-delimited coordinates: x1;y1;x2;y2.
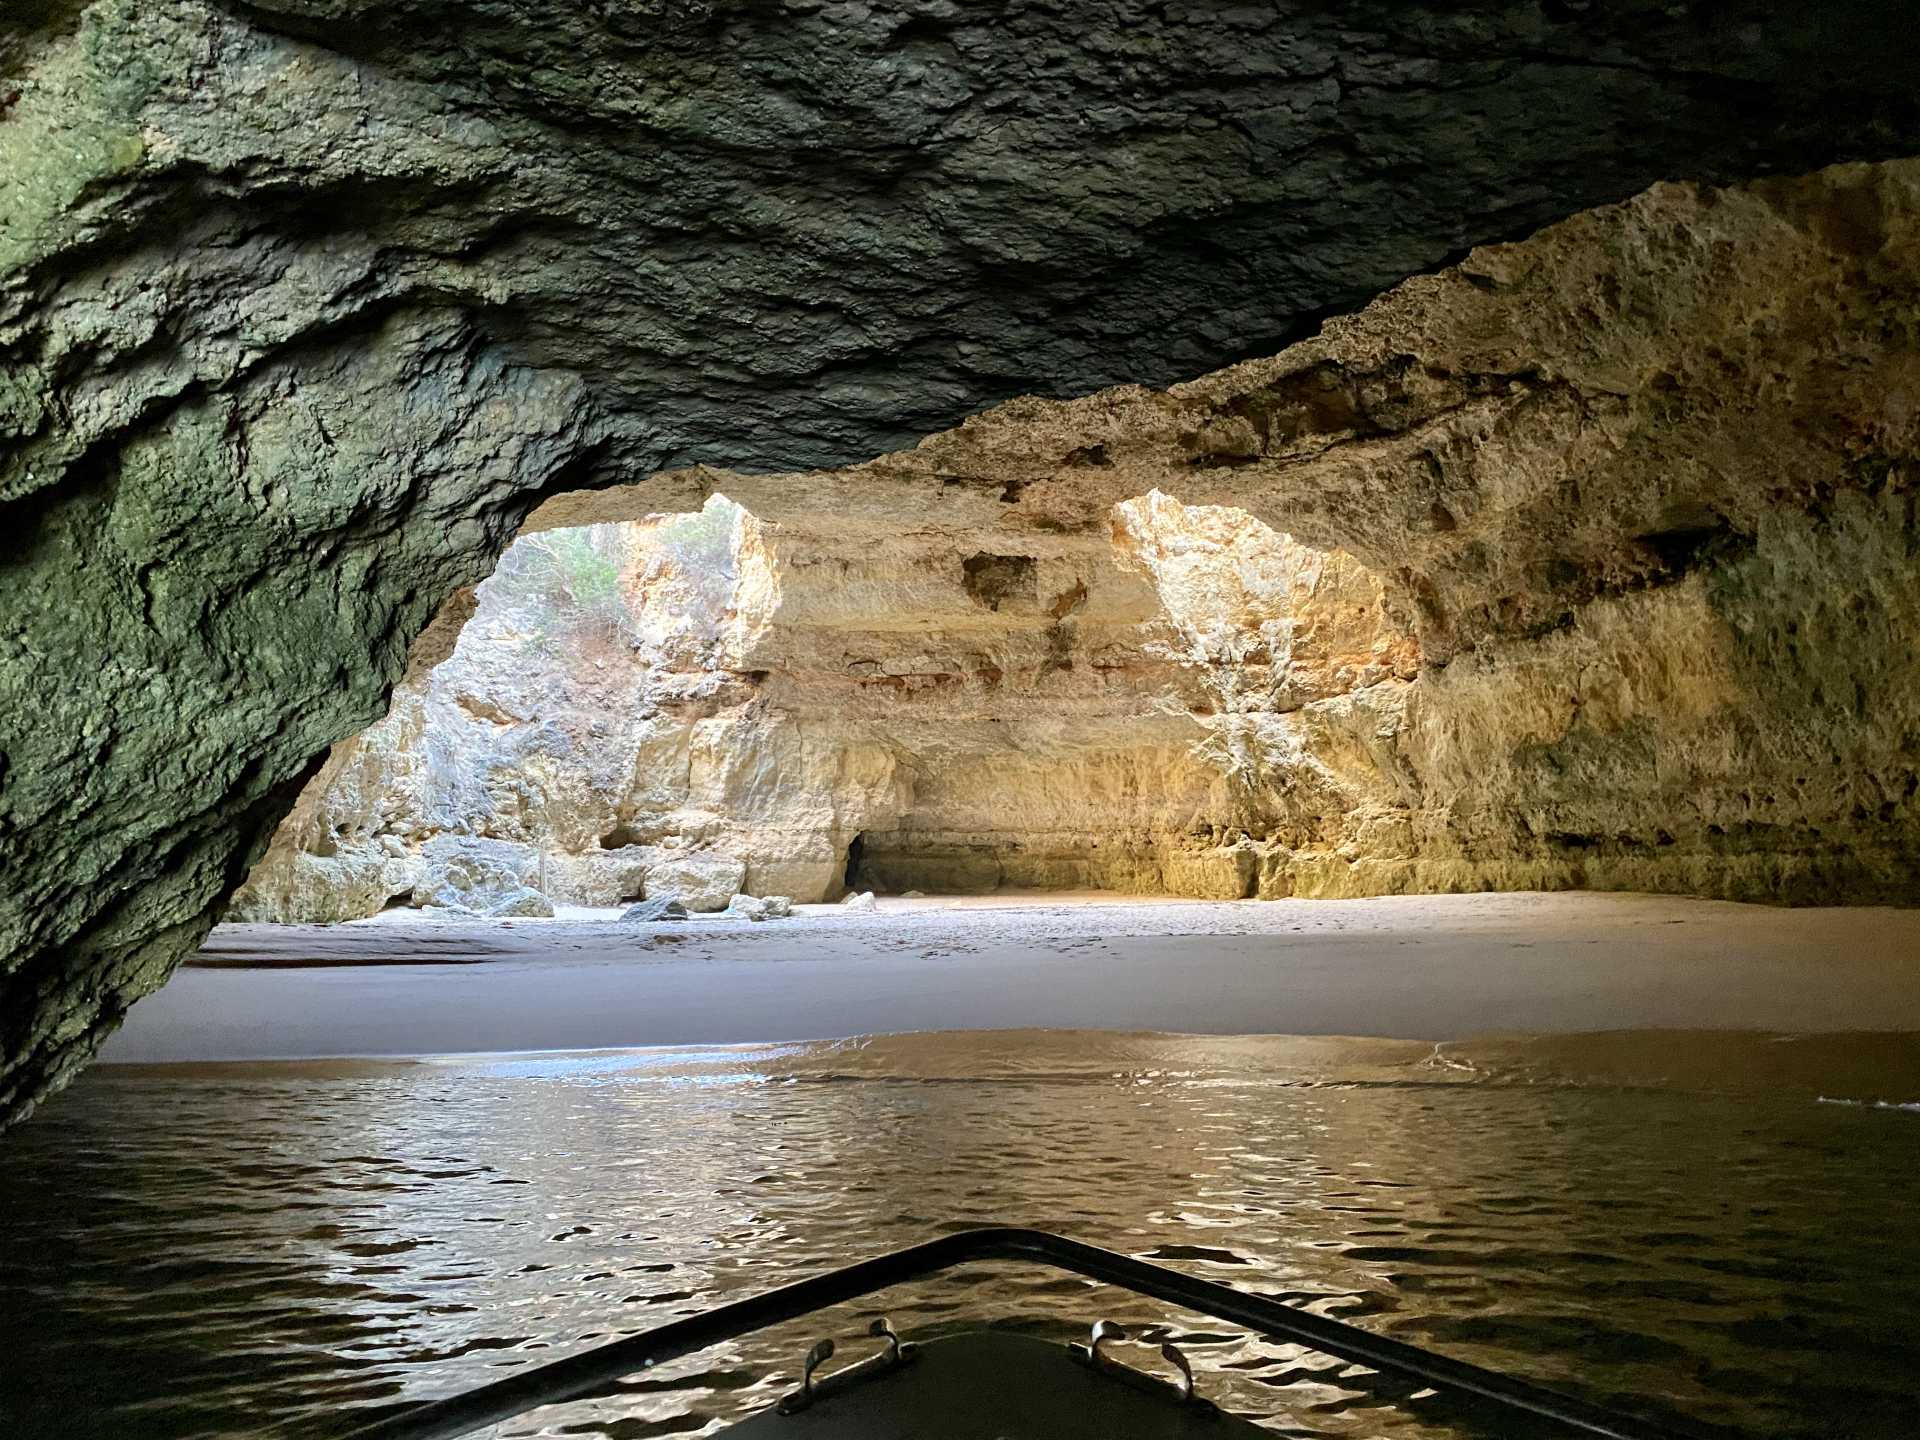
100;890;1920;1063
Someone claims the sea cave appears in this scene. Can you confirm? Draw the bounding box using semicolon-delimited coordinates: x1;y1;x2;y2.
2;3;1918;1437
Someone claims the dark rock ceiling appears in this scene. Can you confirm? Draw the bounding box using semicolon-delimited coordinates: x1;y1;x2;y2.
7;0;1920;486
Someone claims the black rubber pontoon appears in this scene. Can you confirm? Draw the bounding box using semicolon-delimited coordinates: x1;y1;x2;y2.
335;1226;1705;1440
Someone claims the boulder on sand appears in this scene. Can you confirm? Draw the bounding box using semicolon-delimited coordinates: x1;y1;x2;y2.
725;893;770;921
486;886;555;919
645;851;747;912
422;833;541;913
841;890;877;913
620;896;689;923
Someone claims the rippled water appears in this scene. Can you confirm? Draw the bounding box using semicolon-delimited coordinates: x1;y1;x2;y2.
3;1031;1917;1440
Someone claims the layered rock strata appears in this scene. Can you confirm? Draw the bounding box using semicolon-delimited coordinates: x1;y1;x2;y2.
2;47;1918;1116
233;494;1416;918
538;161;1920;907
255;159;1920;925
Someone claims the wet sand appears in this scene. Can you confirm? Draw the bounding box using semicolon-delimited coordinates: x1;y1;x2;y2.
101;891;1920;1063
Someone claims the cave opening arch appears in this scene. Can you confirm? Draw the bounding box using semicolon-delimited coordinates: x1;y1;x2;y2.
2;52;1917;1122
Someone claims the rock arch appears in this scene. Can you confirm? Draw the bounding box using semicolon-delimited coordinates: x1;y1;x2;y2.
4;1;1920;1124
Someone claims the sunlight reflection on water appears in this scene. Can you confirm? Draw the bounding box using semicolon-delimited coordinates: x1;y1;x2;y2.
2;1030;1916;1440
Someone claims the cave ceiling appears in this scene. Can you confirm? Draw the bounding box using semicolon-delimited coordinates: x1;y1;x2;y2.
5;0;1919;491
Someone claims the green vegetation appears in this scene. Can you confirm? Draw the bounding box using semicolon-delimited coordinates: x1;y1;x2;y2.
490;523;636;646
485;497;744;651
643;497;739;632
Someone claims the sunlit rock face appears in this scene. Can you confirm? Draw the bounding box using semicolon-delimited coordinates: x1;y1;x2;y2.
544;160;1920;907
234;495;1412;916
707;492;1417;899
3;0;1919;1123
232;506;766;919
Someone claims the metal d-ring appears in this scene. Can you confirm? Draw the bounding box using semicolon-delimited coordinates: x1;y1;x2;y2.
794;1344;833;1413
778;1320;916;1414
1076;1320;1203;1408
1160;1340;1195;1403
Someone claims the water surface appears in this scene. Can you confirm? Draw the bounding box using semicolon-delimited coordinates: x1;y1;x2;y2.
3;1030;1916;1439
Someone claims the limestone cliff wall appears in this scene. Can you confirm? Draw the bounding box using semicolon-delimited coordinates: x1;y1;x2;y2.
251;160;1920;930
541;161;1920;907
236;492;1417;915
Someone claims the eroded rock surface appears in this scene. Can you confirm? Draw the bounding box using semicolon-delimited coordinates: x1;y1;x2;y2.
233;493;1415;917
543;160;1920;907
251;160;1920;925
4;0;1920;1123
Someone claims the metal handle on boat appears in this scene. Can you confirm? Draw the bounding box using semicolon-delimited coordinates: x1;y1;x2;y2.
335;1226;1709;1440
800;1338;833;1401
778;1316;915;1414
776;1337;837;1414
1160;1341;1195;1404
1076;1319;1200;1407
